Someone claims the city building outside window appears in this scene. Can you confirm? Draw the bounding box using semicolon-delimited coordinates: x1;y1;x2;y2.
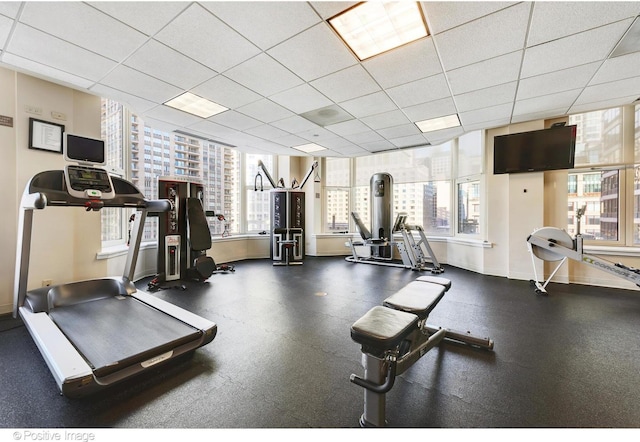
567;106;628;243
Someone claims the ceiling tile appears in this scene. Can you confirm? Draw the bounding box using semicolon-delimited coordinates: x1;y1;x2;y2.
144;104;203;127
245;123;291;141
362;38;441;89
510;107;568;124
20;2;147;61
517;63;600;101
296;126;341;143
236;98;294;124
89;84;157;114
389;133;430;148
269;83;333;114
434;3;530;70
308;2;358;20
270;115;321;134
339;91;399;119
386;74;450;108
154;3;260;72
521;19;634;78
267;23;357;82
208;110;263;131
0;2;21;18
361;109;412;130
361;139;395;152
202;1;321;50
310;64;380;103
513;89;581;116
343;130;384;144
377;123;422;139
402;96;458;122
422;1;518;34
88;1;187;36
3;52;95;89
575;76;640;106
446;50;522;95
185;119;244;141
590;51;640;85
190;75;261;109
7;24;117;82
0;14;12;45
325;119;371;136
568;94;640;115
463;117;511;132
528;1;640;46
99;64;182;104
124;39;216;90
270;134;309;148
456;82;517;112
225;53;304;96
459;102;513;126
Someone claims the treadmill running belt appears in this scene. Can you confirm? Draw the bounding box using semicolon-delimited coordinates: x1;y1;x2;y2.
50;296;201;377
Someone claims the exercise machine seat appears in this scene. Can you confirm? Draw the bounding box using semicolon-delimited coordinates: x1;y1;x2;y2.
383;281;446;320
351;306;418;352
415;275;452;291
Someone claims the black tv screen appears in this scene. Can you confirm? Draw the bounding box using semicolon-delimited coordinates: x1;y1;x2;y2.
64;133;105;165
493;125;576;174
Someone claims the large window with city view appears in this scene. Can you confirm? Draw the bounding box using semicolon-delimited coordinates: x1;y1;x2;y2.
352;141;454;236
567;107;627;243
101;98;240;245
324;133;484;238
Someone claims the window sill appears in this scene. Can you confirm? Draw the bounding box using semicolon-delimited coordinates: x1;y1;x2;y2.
584;245;640;257
313;233;492;248
97;234;270;259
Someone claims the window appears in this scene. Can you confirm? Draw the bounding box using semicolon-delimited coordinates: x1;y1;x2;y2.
353;143;453;235
100;98;128;247
245;154;274;233
324;157;350;232
455;131;483;237
567;106;631;244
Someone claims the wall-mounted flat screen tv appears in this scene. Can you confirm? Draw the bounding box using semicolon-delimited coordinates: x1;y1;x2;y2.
493;125;577;175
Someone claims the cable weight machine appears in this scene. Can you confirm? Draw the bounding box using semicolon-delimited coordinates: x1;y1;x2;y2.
255;160;318;265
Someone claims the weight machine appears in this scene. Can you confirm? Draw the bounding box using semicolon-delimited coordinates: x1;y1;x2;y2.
527;205;640;294
346;173;444;274
254;160;318;266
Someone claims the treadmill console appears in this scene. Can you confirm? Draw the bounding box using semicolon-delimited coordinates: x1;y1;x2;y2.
64;164;116;200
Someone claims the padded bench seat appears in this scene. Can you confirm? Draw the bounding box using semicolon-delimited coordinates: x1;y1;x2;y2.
351;306;418;352
383;281;446;320
415;275;452;291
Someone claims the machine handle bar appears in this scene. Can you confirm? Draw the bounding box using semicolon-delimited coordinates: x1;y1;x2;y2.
349;360;397;394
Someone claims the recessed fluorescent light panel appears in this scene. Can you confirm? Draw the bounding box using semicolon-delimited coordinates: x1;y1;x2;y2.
293;143;327;153
164;92;227;118
415;114;461;133
328;2;428;61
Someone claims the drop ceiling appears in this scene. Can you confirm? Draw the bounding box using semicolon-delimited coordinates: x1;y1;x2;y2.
1;1;639;157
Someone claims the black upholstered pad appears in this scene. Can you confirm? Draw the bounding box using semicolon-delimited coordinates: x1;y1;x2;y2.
351;306;418;351
383;281;445;320
415;275;452;291
187;198;212;251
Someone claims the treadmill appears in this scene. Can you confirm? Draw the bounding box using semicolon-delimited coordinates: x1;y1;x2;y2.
13;134;217;398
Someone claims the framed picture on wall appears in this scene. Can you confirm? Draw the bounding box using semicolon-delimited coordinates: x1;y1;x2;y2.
28;117;65;154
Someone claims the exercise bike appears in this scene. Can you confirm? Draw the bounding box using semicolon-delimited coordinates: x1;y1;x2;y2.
527;206;640;295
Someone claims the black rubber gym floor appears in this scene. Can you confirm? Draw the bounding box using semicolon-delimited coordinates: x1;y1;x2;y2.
1;256;640;428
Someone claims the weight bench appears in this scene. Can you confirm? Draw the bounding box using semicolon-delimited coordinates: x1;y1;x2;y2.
350;276;493;427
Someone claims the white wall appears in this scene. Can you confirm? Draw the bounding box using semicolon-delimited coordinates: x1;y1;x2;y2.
1;68;106;314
